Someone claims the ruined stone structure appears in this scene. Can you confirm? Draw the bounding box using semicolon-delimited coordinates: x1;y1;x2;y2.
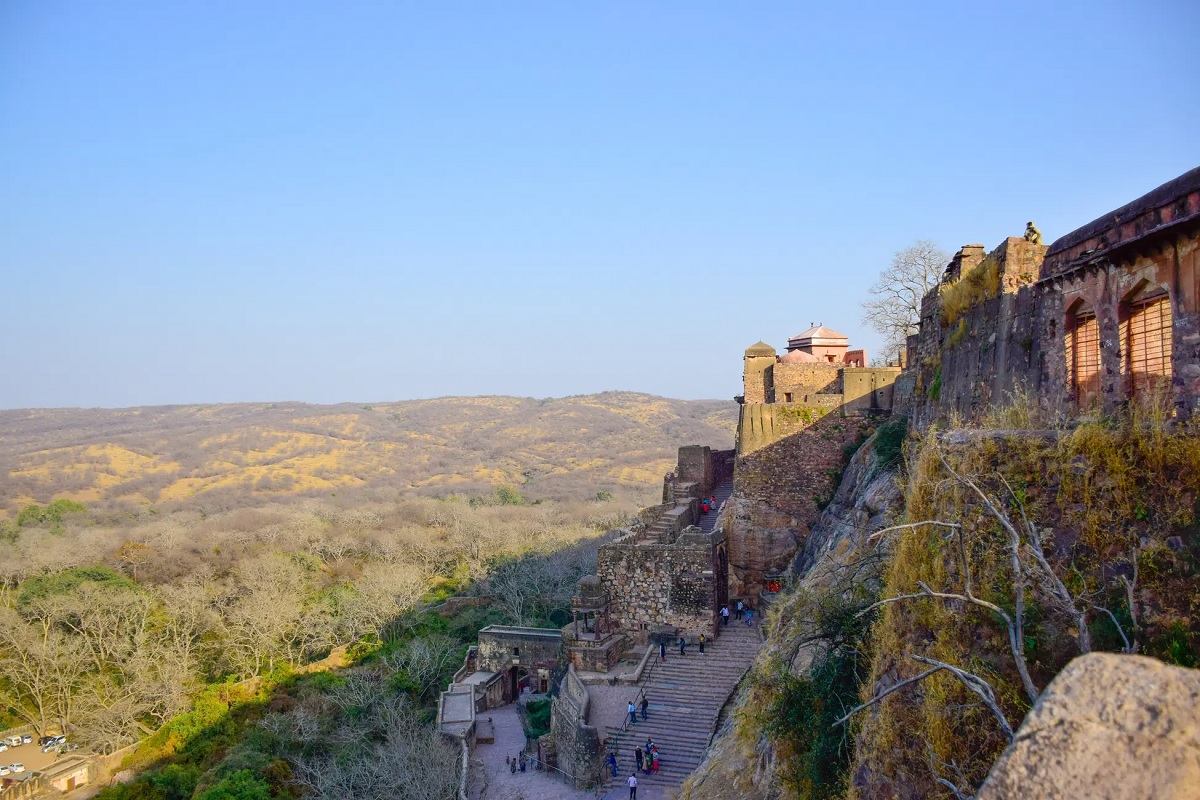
597;524;728;641
900;166;1200;423
474;625;562;703
593;445;733;643
729;327;901;597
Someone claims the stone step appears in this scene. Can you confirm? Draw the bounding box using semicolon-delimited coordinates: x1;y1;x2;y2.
598;590;763;795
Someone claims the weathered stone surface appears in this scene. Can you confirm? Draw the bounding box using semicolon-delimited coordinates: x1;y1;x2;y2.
900;168;1200;423
729;412;876;595
977;653;1200;800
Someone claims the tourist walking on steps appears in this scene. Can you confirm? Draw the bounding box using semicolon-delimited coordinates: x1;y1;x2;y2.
659;641;666;662
651;747;660;773
635;746;643;772
609;753;617;777
628;700;637;725
679;636;686;656
699;633;706;653
640;695;649;720
745;607;753;626
721;604;729;625
736;599;743;618
628;773;638;799
519;751;526;773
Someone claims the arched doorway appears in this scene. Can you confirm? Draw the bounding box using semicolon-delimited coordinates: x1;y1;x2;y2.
507;665;532;702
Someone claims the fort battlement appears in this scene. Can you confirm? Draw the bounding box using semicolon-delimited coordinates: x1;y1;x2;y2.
900;166;1200;424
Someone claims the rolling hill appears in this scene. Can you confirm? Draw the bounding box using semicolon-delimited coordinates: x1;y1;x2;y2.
0;392;737;514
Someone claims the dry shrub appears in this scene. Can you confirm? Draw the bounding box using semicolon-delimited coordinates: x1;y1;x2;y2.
852;414;1200;799
940;256;1000;327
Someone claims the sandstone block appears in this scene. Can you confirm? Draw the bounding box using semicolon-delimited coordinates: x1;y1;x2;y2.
977;653;1200;800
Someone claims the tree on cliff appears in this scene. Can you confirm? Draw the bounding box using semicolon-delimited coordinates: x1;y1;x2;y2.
861;240;948;362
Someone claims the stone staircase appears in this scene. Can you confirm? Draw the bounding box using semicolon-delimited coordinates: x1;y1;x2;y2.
697;478;733;534
601;621;761;792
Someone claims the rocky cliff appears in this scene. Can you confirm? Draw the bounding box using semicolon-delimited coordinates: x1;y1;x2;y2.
683;411;1200;800
680;425;904;800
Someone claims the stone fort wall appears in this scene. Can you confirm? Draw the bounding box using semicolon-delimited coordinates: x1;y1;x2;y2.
900;168;1200;424
729;410;877;597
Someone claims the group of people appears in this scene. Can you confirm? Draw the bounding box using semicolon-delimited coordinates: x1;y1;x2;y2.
719;599;753;626
698;494;718;513
636;740;661;775
507;750;536;774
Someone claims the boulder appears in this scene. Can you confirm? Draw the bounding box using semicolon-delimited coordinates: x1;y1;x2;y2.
977;653;1200;800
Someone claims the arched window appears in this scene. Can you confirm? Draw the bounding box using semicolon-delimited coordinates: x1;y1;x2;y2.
1066;301;1101;409
1121;288;1172;402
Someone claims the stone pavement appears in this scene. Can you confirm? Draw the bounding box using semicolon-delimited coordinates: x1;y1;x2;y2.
470;697;676;800
471;702;603;800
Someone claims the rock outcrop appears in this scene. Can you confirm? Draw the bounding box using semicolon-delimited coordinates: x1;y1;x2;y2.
977;653;1200;800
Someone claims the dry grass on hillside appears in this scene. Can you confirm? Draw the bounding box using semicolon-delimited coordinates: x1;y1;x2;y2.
0;392;736;515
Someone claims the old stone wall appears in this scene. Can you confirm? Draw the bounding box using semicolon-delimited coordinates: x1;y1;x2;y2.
550;666;602;788
907;168;1200;423
737;401;843;455
676;445;713;491
597;531;724;639
729;413;875;596
475;627;562;674
842;367;903;413
771;363;842;402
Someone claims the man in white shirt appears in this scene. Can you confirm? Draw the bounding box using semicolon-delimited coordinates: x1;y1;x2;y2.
627;773;638;799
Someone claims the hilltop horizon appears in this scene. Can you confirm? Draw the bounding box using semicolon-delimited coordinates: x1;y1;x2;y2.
0;392;738;515
0;388;736;414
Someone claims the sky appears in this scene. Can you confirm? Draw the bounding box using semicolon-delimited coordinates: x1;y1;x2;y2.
2;1;1198;409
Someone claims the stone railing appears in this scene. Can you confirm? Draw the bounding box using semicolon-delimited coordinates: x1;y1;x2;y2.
550;665;602;789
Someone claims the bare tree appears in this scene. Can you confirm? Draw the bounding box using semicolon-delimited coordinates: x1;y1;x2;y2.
273;673;460;800
838;442;1134;798
862;240;948;361
381;634;462;700
0;607;89;734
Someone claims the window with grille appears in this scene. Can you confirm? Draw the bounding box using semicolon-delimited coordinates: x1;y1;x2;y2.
1122;293;1172;400
1067;310;1101;409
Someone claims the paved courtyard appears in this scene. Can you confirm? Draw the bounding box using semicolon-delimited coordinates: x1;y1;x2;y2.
470;700;676;800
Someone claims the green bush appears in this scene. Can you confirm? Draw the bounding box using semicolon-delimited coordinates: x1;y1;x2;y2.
873;418;908;468
195;770;273;800
521;698;552;739
765;624;871;798
18;566;137;607
495;485;526;505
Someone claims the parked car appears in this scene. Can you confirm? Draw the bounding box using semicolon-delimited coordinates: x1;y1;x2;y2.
36;737;51;747
41;736;64;753
2;737;21;748
9;764;24;773
20;735;31;744
0;766;10;776
61;743;79;753
0;744;8;753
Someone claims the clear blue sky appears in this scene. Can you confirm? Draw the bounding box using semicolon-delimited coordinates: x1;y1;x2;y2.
2;1;1197;409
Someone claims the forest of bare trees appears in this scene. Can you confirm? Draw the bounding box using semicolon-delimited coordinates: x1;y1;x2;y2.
0;490;629;764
